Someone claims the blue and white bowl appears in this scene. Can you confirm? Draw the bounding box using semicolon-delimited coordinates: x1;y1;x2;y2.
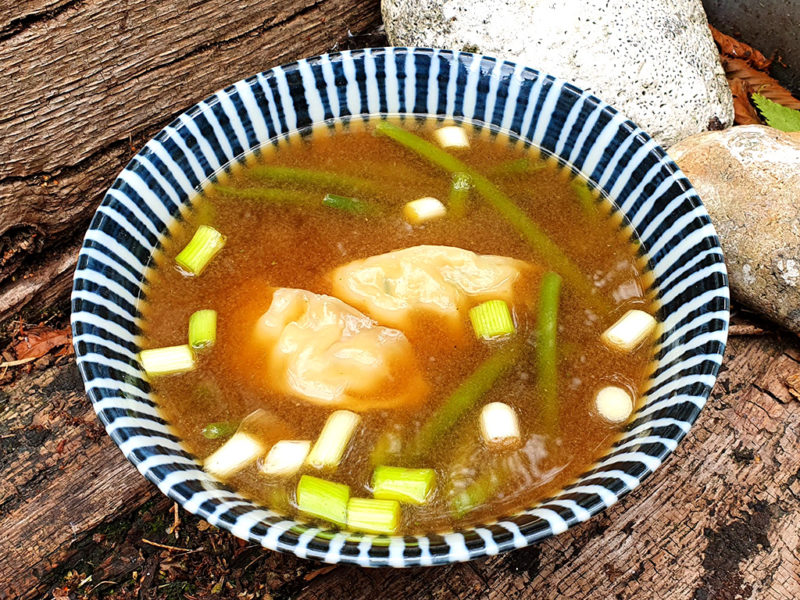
71;48;729;566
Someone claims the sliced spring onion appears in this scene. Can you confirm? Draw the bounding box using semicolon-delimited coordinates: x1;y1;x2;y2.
450;451;522;519
203;431;264;479
537;271;562;432
600;309;658;353
469;299;515;339
247;165;379;195
261;440;311;477
306;410;361;470
296;475;349;527
188;309;217;350
201;421;238;440
138;344;195;377
479;402;521;449
322;193;379;216
403;342;520;462
448;172;471;218
595;386;634;423
403;196;446;225
374;120;606;312
433;125;470;149
175;225;226;276
372;466;436;505
346;497;401;535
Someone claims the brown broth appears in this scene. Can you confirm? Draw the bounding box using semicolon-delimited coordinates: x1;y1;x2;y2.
139;117;656;534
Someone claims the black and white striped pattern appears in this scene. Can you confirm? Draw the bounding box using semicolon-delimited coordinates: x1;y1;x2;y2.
71;48;729;566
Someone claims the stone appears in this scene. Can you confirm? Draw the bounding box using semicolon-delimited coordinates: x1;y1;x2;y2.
670;125;800;335
381;0;734;148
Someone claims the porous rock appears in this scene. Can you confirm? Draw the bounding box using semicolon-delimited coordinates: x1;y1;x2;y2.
381;0;734;148
670;125;800;335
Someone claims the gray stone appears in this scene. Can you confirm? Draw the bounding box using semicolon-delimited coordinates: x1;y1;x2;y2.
670;125;800;335
382;0;734;148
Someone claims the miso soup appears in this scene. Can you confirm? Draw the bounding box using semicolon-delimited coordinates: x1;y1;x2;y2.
139;117;658;535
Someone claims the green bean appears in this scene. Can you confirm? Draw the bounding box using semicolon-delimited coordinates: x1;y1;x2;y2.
571;178;597;218
448;172;471;218
487;157;546;177
537;271;562;432
322;193;382;217
247;165;380;195
403;342;520;463
212;185;318;205
374;120;605;312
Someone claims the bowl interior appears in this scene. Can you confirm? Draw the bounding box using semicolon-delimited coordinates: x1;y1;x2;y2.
71;47;728;566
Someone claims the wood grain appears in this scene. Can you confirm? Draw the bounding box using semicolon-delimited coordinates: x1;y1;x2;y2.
2;333;798;599
0;0;381;325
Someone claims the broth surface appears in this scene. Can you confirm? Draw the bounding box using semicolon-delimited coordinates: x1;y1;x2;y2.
140;118;656;534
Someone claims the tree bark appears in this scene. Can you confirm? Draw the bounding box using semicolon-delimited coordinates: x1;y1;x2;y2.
1;330;798;599
0;0;381;326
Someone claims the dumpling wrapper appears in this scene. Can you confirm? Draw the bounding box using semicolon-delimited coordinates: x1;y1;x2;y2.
255;288;427;411
330;245;533;331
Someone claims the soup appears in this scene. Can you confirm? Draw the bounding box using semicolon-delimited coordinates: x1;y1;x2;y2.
139;117;658;535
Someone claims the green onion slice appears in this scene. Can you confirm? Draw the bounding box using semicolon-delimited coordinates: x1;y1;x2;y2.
372;466;436;505
201;421;238;440
469;300;515;339
296;475;349;528
138;345;195;377
175;225;226;276
346;497;401;535
188;309;217;350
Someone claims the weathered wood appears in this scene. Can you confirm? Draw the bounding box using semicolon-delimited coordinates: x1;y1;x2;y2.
0;0;381;325
2;330;798;599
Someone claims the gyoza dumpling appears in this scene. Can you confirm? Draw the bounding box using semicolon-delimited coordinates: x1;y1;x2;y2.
330;245;533;331
254;288;427;411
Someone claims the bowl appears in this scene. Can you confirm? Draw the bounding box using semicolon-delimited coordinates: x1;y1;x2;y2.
71;47;729;566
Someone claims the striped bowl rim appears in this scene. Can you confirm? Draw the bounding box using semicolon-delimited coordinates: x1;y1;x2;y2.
71;47;729;567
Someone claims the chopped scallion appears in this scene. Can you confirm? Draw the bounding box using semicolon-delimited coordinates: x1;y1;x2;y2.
201;421;238;440
203;431;264;479
188;309;217;350
571;178;597;217
261;440;311;477
175;225;226;276
372;466;436;505
138;344;195;377
307;410;361;470
469;300;515;339
346;497;401;535
403;196;446;224
322;193;379;216
296;475;349;527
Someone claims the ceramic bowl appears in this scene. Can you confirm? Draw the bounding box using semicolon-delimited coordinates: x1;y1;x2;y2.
71;48;729;566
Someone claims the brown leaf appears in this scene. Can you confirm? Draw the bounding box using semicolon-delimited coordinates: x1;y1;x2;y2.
728;78;762;125
721;56;800;111
12;325;72;361
303;565;337;581
710;25;772;70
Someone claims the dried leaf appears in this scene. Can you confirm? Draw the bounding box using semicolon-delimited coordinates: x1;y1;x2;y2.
720;57;800;110
11;326;71;361
710;25;771;70
752;94;800;132
303;565;337;581
728;79;762;125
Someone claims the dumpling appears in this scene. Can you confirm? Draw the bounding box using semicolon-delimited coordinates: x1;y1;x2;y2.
254;288;427;411
330;245;533;331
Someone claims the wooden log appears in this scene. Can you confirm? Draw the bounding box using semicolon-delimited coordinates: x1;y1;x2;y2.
2;333;798;599
0;0;381;325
